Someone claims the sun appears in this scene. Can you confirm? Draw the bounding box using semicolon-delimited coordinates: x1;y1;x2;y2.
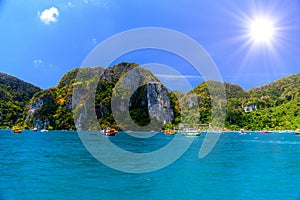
248;17;275;44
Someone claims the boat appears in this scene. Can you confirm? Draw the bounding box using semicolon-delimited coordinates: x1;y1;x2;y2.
12;126;22;134
239;129;246;134
32;127;38;132
295;129;300;135
259;130;271;134
181;128;201;136
164;129;177;135
181;132;201;136
40;121;49;132
102;127;117;136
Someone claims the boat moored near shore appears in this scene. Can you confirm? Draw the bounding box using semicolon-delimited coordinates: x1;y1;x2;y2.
102;127;117;136
181;131;201;136
12;126;22;134
164;129;177;135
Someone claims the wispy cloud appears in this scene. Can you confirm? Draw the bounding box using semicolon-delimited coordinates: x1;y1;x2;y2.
67;2;74;7
33;59;59;73
82;0;109;8
38;7;59;24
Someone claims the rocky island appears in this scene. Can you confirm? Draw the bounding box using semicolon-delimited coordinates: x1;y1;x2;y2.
0;62;299;131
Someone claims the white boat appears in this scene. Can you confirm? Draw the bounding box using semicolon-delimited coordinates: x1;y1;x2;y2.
181;132;201;136
239;129;246;134
181;128;201;136
40;121;49;132
33;127;38;132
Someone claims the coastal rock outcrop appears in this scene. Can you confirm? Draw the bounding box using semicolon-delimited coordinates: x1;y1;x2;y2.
25;89;57;130
25;63;175;130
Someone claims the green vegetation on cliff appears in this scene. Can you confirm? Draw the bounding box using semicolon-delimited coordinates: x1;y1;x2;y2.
0;73;41;128
180;81;248;128
242;74;300;130
1;64;300;131
225;74;300;130
25;68;83;130
25;63;175;131
178;74;300;131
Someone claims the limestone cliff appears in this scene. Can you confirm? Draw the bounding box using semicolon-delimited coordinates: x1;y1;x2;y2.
26;63;175;130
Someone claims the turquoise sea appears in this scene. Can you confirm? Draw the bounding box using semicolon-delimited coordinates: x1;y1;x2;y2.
1;130;300;200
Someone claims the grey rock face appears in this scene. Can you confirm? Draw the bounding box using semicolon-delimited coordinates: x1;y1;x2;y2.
112;65;174;127
147;83;173;124
26;90;57;130
26;63;175;130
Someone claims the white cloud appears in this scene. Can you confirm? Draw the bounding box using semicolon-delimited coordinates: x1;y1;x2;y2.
39;7;59;24
33;59;42;68
33;59;42;64
92;38;97;45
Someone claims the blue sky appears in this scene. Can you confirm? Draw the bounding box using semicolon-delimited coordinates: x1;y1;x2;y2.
1;0;300;91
